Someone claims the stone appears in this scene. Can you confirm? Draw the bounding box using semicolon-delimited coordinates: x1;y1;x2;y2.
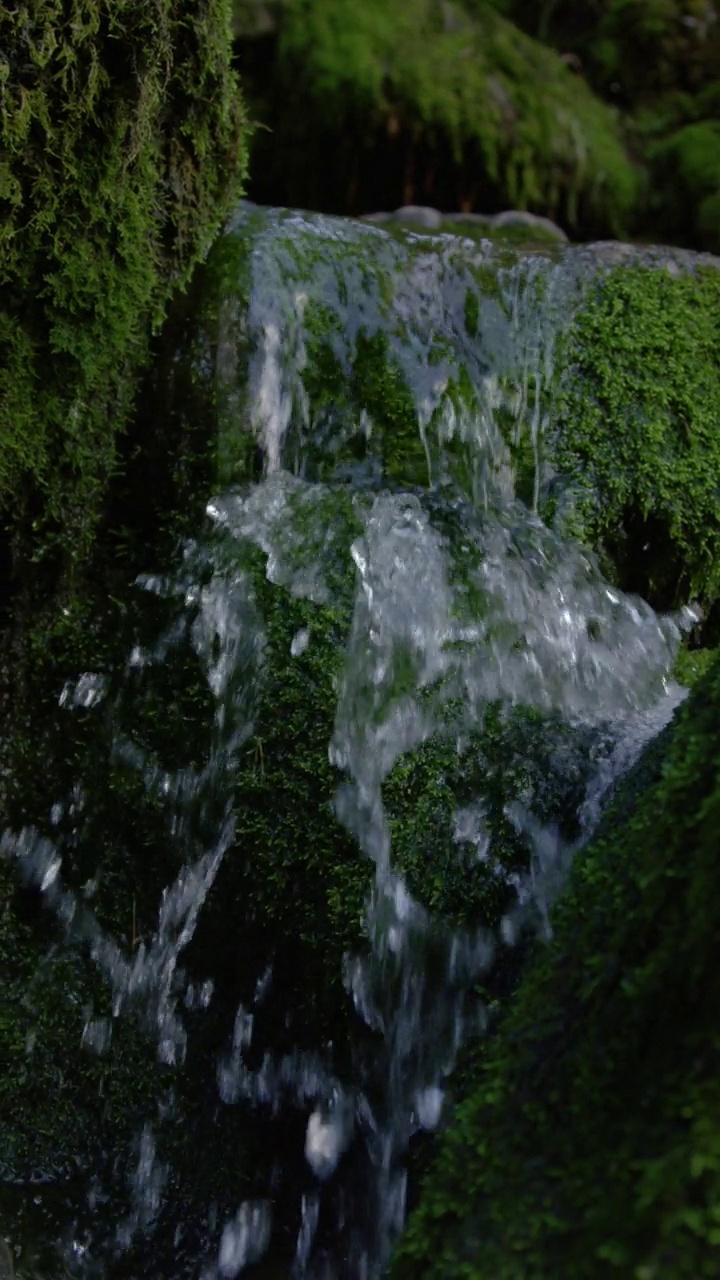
393;206;444;229
491;209;568;240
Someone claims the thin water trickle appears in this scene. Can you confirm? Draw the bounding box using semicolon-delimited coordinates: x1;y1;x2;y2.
0;206;698;1278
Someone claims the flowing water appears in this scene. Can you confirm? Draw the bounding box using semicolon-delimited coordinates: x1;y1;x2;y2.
0;207;696;1278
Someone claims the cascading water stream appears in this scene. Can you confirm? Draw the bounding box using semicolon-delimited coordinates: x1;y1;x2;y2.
0;206;700;1278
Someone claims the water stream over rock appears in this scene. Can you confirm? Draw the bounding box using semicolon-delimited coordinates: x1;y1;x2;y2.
0;206;703;1278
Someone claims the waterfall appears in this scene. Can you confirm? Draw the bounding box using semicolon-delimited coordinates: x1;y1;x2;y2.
0;206;697;1279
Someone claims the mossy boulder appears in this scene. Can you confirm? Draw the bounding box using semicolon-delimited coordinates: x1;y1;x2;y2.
0;471;624;1262
189;484;620;979
392;652;720;1279
172;207;720;623
235;0;637;236
0;0;248;566
549;258;720;609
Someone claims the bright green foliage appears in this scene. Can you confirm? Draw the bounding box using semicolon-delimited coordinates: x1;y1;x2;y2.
547;263;720;609
673;644;720;688
392;654;720;1279
242;0;636;234
0;0;248;563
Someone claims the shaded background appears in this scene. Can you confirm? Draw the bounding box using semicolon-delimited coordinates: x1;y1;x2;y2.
232;0;720;248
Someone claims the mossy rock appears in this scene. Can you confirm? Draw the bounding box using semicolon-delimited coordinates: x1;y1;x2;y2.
0;473;618;1258
189;490;615;978
549;259;720;610
392;653;720;1279
236;0;637;236
0;853;162;1182
0;0;248;567
177;207;720;621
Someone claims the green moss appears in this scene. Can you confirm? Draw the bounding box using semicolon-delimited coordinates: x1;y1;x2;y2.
493;0;720;113
464;287;480;338
0;859;161;1179
0;0;248;566
385;707;603;930
547;263;720;610
672;645;720;689
393;654;720;1279
375;218;567;251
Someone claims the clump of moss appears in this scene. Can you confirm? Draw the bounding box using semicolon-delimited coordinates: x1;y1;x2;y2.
0;0;248;567
393;654;720;1279
547;262;720;611
673;644;720;689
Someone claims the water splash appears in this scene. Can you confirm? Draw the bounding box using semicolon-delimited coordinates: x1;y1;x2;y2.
212;464;689;1276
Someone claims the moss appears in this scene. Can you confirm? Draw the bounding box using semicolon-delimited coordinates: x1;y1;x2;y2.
672;644;720;689
547;263;720;611
176;204;720;632
375;218;567;251
393;654;720;1279
495;0;720;110
0;858;162;1180
176;205;720;625
241;0;636;235
385;706;604;931
0;0;248;568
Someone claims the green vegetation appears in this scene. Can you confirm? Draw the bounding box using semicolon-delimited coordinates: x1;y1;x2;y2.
547;263;720;610
393;652;720;1279
487;0;720;249
0;855;160;1179
234;0;720;248
673;644;720;688
237;0;637;235
0;0;248;567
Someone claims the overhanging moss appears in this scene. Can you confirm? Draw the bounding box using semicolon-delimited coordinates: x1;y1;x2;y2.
0;0;248;567
393;655;720;1279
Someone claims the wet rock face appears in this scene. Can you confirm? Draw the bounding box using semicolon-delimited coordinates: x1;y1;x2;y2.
0;195;717;1275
